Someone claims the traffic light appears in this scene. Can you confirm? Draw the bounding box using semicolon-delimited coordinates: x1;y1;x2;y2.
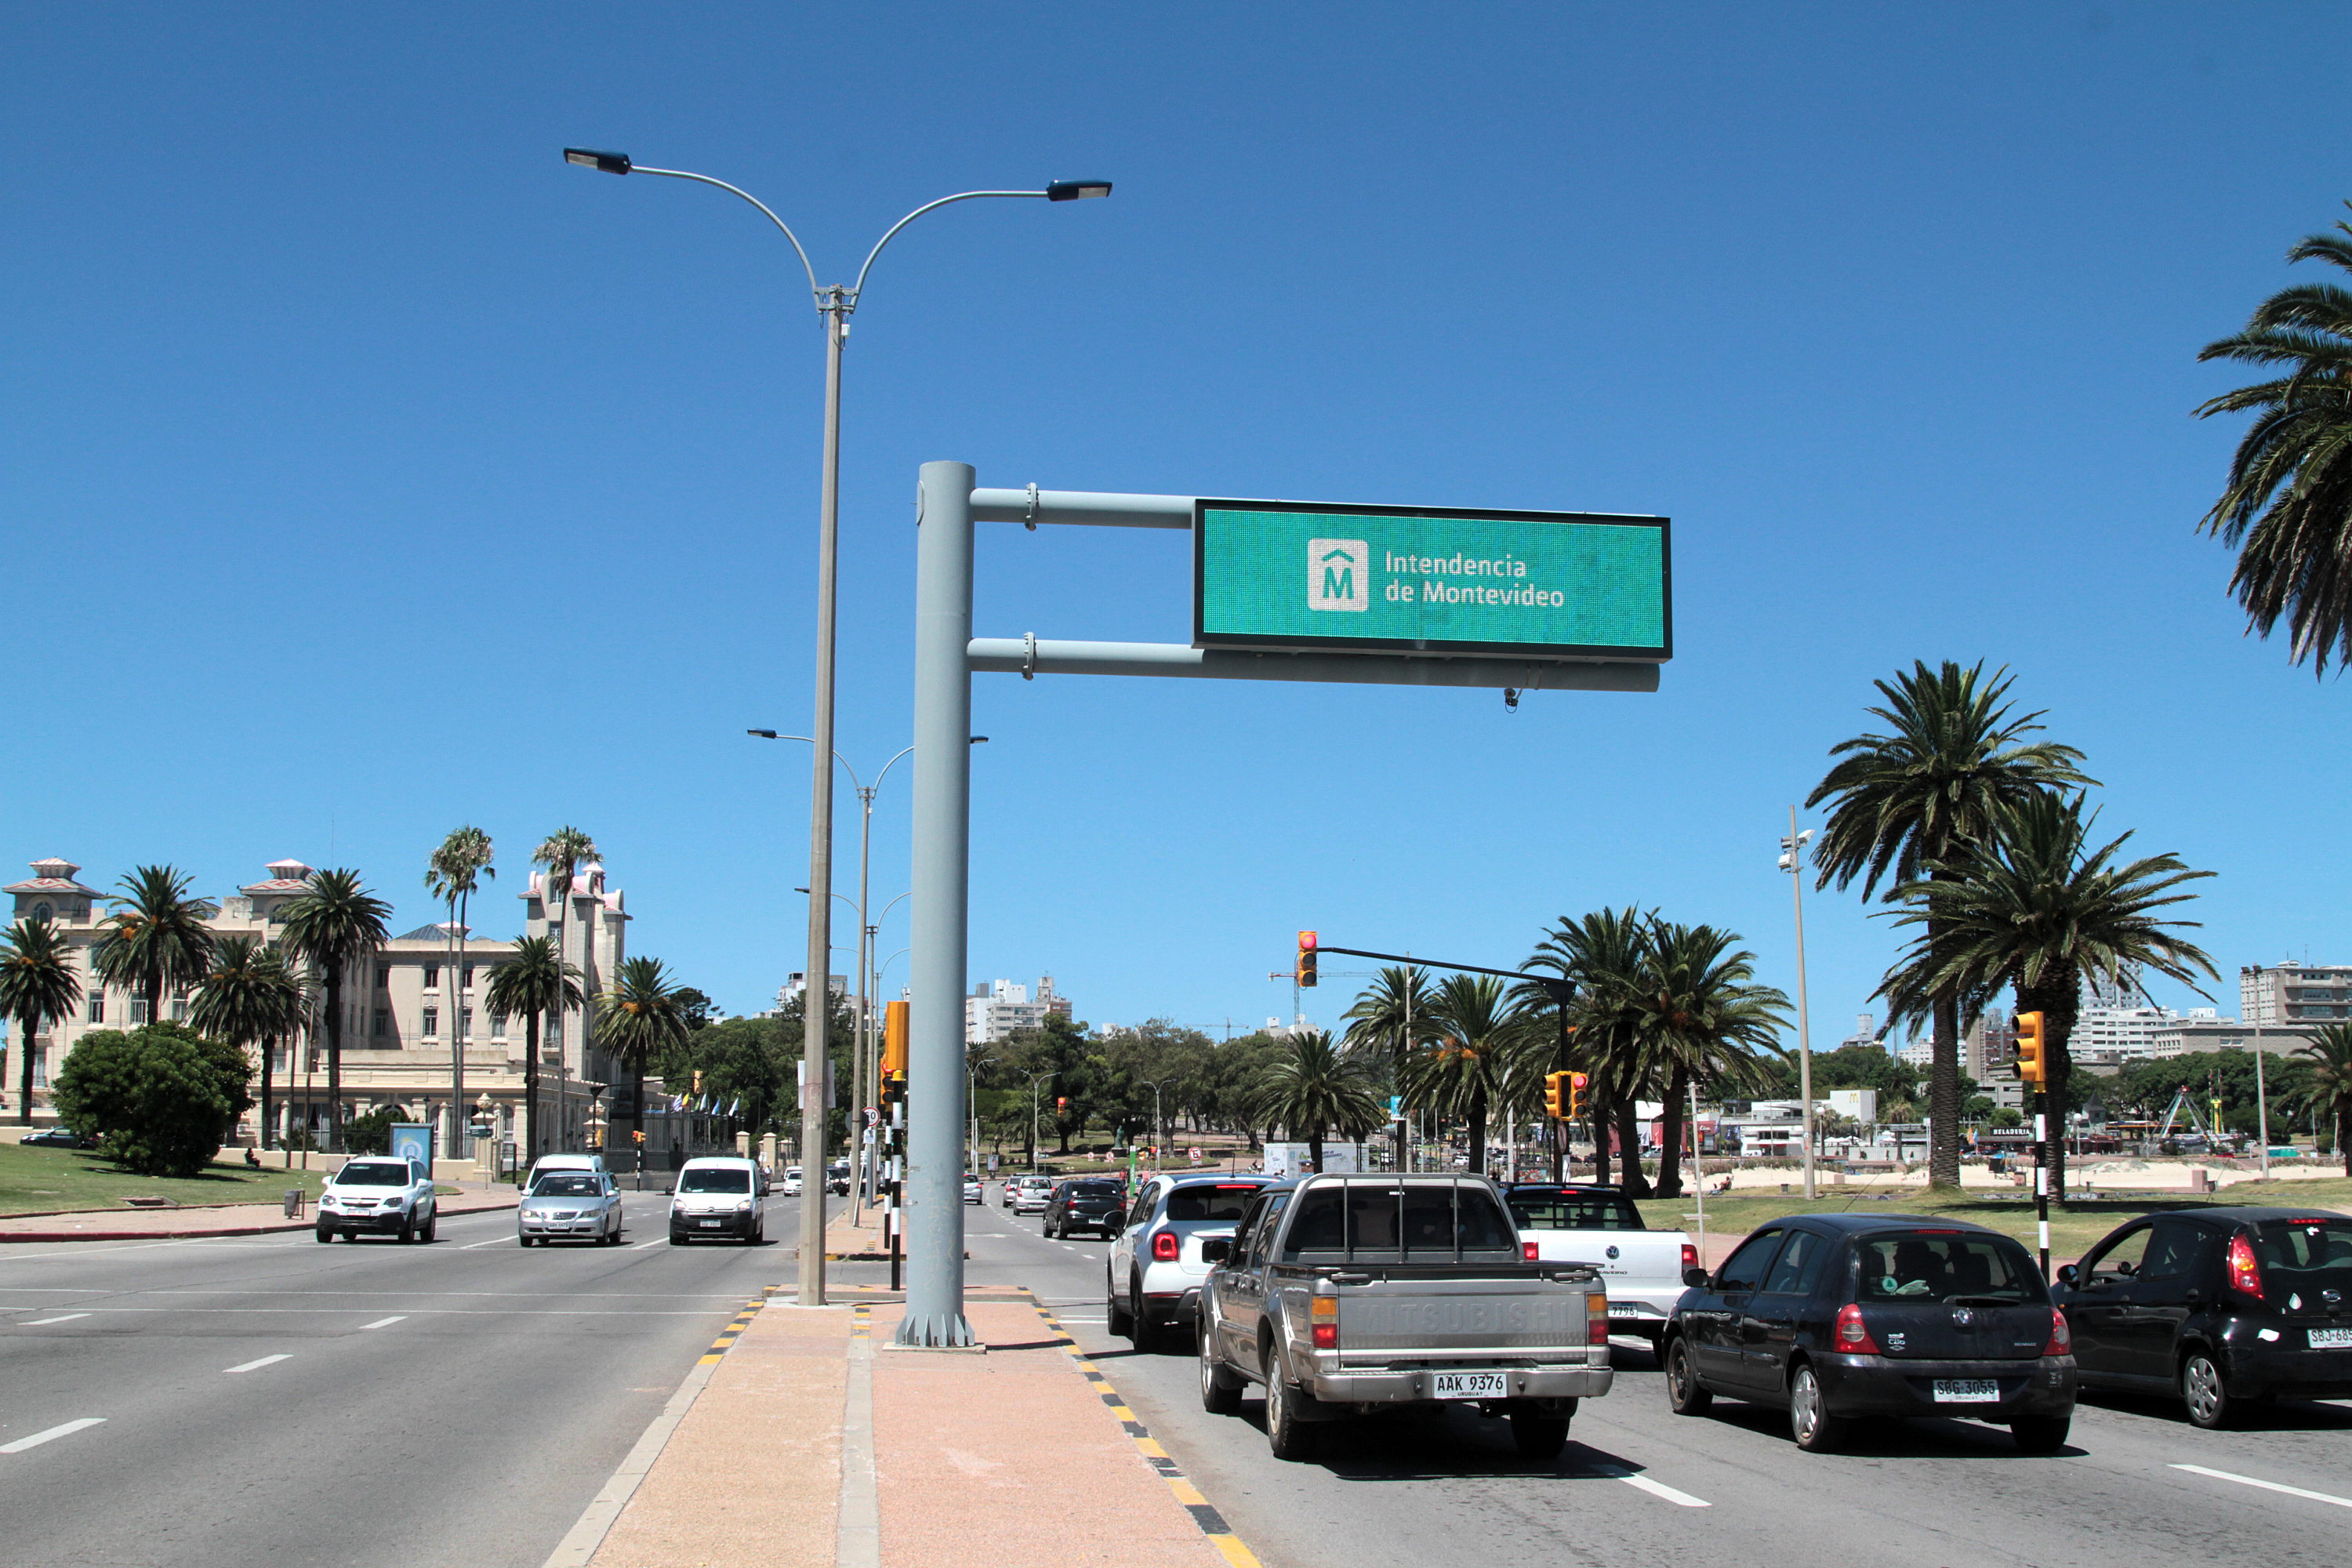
1566;1072;1587;1120
1542;1071;1588;1120
1055;1096;1069;1111
631;1129;644;1146
2014;1011;2046;1087
691;1069;703;1096
1297;931;1318;988
882;1000;909;1103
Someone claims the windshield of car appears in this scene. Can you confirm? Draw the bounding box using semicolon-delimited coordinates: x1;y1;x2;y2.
336;1163;410;1187
1507;1191;1646;1232
1853;1231;2048;1304
1282;1181;1521;1263
1166;1184;1265;1222
531;1174;602;1197
678;1168;752;1193
2252;1219;2352;1297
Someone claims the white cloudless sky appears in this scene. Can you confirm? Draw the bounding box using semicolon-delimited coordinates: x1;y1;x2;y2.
5;2;2349;1039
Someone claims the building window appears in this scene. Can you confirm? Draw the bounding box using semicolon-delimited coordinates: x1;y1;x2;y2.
489;1011;508;1039
373;1010;389;1038
422;1007;439;1037
377;965;391;989
170;996;187;1022
87;994;104;1025
463;964;476;989
31;901;52;924
460;1007;474;1040
423;965;441;989
129;998;152;1025
32;1049;47;1089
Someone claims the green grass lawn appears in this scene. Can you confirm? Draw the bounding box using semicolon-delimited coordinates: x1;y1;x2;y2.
1635;1177;2352;1261
0;1140;332;1216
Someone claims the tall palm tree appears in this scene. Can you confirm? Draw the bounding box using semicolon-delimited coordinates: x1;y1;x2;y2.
2288;1022;2352;1177
1254;1029;1382;1173
191;935;307;1152
2195;205;2352;673
91;864;217;1032
426;826;495;1157
1400;975;1537;1181
596;956;691;1158
0;917;82;1125
485;935;583;1163
532;827;600;1117
1624;920;1790;1199
278;869;391;1152
1526;909;1650;1187
1341;964;1435;1088
1878;791;2214;1197
1806;659;2092;1188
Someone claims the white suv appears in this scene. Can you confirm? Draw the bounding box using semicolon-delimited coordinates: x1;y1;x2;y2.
317;1156;438;1243
1106;1174;1268;1347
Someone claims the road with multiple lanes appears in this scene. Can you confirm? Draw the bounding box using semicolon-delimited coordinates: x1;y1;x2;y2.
8;1189;2351;1568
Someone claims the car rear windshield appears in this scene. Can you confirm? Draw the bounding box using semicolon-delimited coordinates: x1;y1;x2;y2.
1853;1231;2048;1304
532;1174;601;1196
1068;1181;1121;1199
2251;1219;2352;1296
679;1168;751;1193
1280;1182;1521;1263
1166;1184;1265;1222
1507;1191;1646;1232
336;1163;409;1187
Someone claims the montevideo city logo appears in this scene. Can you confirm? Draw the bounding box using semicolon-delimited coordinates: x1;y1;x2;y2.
1306;537;1370;612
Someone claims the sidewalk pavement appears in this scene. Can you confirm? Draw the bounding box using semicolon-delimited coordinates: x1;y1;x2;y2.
0;1185;518;1243
557;1289;1258;1568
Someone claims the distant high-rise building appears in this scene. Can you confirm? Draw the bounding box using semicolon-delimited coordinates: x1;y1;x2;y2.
964;975;1072;1044
2241;960;2352;1027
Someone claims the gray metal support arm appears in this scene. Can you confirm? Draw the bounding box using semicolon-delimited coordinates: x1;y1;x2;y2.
968;637;1658;692
969;488;1192;529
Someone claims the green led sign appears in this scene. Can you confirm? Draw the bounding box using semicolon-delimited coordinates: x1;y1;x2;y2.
1192;499;1671;662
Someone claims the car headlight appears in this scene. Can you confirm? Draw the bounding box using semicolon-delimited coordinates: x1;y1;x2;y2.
735;1199;754;1213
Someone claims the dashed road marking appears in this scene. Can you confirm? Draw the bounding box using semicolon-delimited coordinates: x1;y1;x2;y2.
1610;1470;1711;1508
0;1418;104;1454
223;1354;291;1374
461;1235;516;1250
359;1316;407;1330
19;1313;89;1325
2172;1464;2352;1510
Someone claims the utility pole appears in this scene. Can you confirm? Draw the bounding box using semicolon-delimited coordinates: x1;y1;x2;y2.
1779;809;1817;1200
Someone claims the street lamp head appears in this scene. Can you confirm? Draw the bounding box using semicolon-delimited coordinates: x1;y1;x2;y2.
1045;179;1112;201
969;735;989;744
564;147;633;176
747;729;779;739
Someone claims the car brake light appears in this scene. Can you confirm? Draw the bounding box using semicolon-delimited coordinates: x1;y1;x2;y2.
1152;1231;1180;1261
2044;1307;2071;1356
1681;1243;1698;1272
1588;1294;1611;1345
2227;1233;2265;1301
1523;1241;1540;1261
1835;1303;1881;1355
1311;1295;1338;1349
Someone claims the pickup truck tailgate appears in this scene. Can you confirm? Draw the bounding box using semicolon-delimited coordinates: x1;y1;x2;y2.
1336;1275;1592;1352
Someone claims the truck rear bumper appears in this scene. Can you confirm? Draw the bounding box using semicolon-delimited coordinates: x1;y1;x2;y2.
1306;1366;1614;1404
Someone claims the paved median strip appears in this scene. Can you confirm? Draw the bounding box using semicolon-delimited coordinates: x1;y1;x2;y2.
0;1418;105;1454
223;1354;291;1374
2172;1464;2352;1510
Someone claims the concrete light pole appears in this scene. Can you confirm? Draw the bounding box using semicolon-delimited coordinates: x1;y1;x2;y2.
1779;808;1817;1201
568;148;1109;1308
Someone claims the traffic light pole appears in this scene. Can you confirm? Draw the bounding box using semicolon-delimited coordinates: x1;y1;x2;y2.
2034;1088;2049;1279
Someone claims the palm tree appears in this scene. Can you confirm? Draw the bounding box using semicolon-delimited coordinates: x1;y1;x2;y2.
596;956;691;1158
532;827;600;1113
91;864;218;1031
191;935;307;1151
485;935;583;1163
1526;909;1651;1187
1254;1029;1382;1172
1625;920;1789;1199
278;869;392;1152
1341;964;1436;1080
1400;975;1537;1181
2194;205;2352;673
426;826;495;1157
0;917;82;1125
2288;1022;2352;1177
1806;659;2093;1188
1878;791;2215;1197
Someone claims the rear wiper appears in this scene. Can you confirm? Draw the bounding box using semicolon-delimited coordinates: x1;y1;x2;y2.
1947;1294;2027;1307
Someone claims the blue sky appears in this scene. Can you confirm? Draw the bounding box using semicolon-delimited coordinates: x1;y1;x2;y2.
6;3;2350;1040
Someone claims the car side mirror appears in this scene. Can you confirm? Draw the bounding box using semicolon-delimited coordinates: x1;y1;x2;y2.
1682;1266;1711;1289
1201;1238;1232;1264
2054;1264;2078;1288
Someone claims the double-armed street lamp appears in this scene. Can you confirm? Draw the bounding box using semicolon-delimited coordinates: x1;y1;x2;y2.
573;147;1109;1307
1778;810;1817;1200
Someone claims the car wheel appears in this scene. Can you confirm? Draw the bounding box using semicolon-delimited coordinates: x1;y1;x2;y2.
669;1232;684;1246
2011;1416;2070;1454
1128;1273;1162;1352
1664;1335;1712;1416
421;1211;437;1243
1107;1269;1133;1337
519;1236;533;1247
315;1226;333;1244
1509;1412;1570;1461
1265;1359;1320;1461
2182;1351;2233;1429
1788;1363;1846;1454
1199;1319;1243;1415
397;1215;416;1244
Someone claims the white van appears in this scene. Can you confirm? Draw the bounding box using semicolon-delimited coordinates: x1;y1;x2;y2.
669;1156;764;1245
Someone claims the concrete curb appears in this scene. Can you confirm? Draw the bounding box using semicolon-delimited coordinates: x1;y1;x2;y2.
0;1193;520;1244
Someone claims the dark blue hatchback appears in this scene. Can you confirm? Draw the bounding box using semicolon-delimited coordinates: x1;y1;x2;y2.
1662;1213;2076;1454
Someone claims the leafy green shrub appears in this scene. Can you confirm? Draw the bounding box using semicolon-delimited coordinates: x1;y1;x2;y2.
342;1105;408;1156
52;1025;234;1177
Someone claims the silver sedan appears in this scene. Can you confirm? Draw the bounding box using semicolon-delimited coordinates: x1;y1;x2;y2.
518;1171;624;1246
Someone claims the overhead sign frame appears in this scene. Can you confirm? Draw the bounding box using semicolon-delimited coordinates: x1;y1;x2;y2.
1190;496;1672;663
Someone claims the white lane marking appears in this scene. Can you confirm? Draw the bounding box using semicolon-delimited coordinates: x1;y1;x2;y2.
358;1316;406;1330
2172;1464;2352;1510
1612;1472;1710;1508
223;1354;292;1374
631;1240;666;1250
0;1418;105;1454
461;1235;518;1250
20;1313;90;1325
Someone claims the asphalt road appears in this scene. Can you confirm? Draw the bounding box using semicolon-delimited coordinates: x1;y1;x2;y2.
0;1192;808;1568
949;1192;2352;1568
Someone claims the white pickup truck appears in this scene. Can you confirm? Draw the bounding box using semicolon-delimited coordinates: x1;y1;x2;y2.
1504;1184;1696;1352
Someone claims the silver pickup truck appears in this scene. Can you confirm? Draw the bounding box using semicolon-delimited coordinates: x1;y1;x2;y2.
1196;1174;1613;1461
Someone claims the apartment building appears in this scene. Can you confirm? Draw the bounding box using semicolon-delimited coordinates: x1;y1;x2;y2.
965;975;1073;1044
2241;962;2352;1027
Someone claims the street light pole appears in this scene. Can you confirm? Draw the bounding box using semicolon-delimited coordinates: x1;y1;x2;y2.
1780;808;1817;1201
571;147;1110;1310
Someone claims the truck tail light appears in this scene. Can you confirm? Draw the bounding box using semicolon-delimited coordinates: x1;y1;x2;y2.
1835;1303;1881;1355
1152;1231;1179;1261
1523;1241;1540;1261
1311;1294;1338;1350
2043;1307;2071;1356
1681;1243;1698;1273
2227;1233;2265;1301
1588;1294;1610;1345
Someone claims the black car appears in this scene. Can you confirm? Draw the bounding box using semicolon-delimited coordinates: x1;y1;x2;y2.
2054;1207;2352;1428
1663;1214;2076;1454
20;1127;98;1149
1043;1177;1126;1240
